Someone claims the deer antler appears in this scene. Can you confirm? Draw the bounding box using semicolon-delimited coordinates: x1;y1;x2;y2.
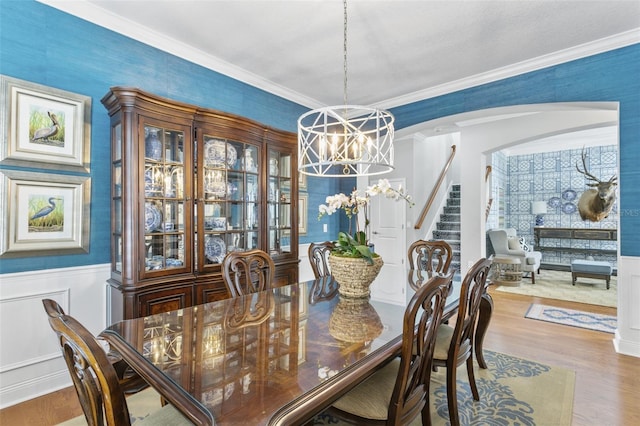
576;148;600;183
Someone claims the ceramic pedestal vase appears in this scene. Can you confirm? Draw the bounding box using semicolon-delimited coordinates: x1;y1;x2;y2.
145;128;162;161
328;254;384;298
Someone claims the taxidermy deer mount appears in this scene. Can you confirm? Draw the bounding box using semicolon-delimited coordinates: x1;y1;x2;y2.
576;148;617;222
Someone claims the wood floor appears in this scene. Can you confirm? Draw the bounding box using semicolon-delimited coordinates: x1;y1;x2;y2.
1;287;638;426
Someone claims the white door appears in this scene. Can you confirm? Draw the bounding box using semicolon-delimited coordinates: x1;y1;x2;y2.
369;178;407;305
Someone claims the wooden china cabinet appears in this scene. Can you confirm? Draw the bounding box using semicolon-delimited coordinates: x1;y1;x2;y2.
101;87;298;320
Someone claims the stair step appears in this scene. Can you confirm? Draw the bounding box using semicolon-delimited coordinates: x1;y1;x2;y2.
440;213;460;222
447;198;460;207
437;222;460;231
433;230;460;240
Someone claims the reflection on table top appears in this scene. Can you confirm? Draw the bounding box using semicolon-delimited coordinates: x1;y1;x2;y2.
102;275;460;426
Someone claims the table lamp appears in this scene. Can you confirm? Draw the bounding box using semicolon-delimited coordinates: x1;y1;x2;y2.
532;201;547;226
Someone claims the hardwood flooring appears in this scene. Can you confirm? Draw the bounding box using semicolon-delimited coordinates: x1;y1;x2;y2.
1;288;638;425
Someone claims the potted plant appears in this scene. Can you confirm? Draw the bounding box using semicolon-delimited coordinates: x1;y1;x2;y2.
318;179;413;297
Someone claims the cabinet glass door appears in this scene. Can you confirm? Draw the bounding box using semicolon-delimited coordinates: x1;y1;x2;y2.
199;136;261;270
142;123;189;274
267;150;292;256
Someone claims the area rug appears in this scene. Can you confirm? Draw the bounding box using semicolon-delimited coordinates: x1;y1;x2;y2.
526;303;617;333
60;351;575;426
495;269;617;307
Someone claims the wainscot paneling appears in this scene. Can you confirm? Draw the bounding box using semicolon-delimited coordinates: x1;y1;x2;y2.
0;264;109;408
615;255;640;358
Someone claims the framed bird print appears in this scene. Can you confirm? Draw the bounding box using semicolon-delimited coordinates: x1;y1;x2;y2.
0;169;91;257
0;75;91;172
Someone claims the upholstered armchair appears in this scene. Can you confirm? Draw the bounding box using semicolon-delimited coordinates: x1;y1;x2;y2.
487;228;542;284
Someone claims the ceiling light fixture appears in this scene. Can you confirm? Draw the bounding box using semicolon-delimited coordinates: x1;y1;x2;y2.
297;0;394;177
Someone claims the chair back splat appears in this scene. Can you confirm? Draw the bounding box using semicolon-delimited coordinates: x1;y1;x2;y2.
43;299;131;426
222;249;275;297
407;239;453;275
308;241;335;279
329;272;454;425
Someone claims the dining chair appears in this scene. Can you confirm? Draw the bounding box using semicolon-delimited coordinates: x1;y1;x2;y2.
407;239;453;275
308;241;335;279
431;257;492;426
41;299;191;426
327;272;454;425
41;299;148;395
222;249;275;297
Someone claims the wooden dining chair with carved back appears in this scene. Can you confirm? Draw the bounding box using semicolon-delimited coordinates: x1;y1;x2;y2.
407;239;454;276
431;257;492;426
327;272;454;425
308;241;335;279
222;249;276;297
41;299;191;426
41;299;148;395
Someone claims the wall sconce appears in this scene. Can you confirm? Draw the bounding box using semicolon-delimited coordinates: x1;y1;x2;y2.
532;201;547;226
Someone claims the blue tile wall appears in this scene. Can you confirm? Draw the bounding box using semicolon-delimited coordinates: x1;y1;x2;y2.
495;146;618;267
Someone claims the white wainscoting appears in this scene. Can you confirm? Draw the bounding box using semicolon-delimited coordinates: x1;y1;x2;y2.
0;264;110;409
614;256;640;358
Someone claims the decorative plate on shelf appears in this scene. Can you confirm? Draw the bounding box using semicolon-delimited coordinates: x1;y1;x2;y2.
204;139;237;168
548;197;561;208
562;189;577;201
205;236;226;263
562;202;577;214
145;203;162;232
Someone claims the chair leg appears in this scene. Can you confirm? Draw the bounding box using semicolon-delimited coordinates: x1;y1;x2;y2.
466;356;479;401
531;271;536;284
422;393;433;426
446;363;460;426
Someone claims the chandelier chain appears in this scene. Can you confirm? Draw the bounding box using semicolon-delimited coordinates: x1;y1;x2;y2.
343;0;348;107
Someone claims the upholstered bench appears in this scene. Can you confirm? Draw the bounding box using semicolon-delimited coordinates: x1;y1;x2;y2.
571;260;613;289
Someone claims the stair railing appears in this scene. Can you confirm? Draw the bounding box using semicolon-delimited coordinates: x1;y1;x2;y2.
485;165;493;222
414;144;457;230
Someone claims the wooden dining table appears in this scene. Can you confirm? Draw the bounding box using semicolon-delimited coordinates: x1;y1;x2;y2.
101;272;492;426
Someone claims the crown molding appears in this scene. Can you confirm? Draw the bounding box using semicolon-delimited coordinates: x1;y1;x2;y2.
380;29;640;109
38;1;639;110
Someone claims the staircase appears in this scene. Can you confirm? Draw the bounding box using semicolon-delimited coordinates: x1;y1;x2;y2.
432;184;461;277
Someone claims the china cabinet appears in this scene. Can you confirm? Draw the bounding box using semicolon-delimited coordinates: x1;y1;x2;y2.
102;87;298;320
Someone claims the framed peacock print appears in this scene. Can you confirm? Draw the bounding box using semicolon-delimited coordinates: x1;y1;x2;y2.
0;75;91;172
0;169;91;257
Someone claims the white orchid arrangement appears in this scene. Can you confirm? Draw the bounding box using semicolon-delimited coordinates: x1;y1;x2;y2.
318;179;414;263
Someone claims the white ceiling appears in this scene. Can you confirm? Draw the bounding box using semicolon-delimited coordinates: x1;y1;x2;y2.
40;0;640;110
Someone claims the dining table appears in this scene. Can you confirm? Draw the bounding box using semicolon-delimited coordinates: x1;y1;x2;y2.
101;271;493;426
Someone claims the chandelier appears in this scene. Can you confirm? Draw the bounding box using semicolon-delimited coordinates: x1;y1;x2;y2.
297;0;394;177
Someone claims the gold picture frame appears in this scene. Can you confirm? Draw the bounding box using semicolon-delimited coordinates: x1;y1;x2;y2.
0;75;91;172
0;169;91;257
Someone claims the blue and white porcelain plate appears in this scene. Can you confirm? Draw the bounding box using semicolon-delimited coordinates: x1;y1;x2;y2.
562;189;577;201
205;236;226;263
562;202;577;214
548;197;561;208
145;203;162;232
204;139;237;168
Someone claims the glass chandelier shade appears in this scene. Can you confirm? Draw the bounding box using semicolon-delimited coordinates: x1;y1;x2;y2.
298;105;394;176
297;0;395;177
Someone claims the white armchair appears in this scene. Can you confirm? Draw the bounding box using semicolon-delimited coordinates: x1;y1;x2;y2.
487;228;542;284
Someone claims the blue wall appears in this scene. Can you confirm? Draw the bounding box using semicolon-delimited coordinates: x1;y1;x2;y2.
0;0;309;273
1;0;639;273
391;44;640;256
